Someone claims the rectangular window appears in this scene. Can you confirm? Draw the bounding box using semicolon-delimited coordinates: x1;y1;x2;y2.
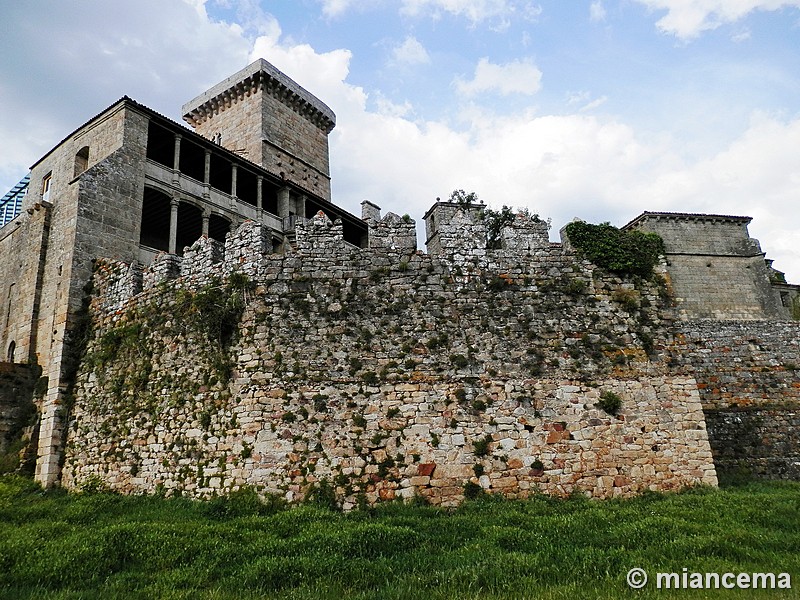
42;173;52;202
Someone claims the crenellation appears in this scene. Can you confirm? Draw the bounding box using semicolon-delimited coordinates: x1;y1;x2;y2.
222;220;271;277
143;252;182;290
367;212;417;254
500;212;550;253
182;235;225;279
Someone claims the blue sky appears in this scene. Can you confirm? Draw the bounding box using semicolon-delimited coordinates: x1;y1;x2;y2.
1;0;799;279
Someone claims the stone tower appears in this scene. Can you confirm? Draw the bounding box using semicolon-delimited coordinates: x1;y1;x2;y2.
182;59;336;201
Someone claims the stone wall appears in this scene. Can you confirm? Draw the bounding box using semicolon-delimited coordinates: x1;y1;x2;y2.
0;362;40;474
673;320;800;480
674;320;800;410
0;363;39;451
18;103;149;485
61;212;718;506
0;201;51;365
704;407;800;480
259;89;331;201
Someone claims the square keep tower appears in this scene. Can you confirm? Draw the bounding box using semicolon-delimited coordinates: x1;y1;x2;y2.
182;59;335;201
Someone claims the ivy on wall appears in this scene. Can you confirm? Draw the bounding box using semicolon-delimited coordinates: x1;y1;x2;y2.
564;221;665;278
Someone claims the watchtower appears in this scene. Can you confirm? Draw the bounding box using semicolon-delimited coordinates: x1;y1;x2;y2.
182;59;335;202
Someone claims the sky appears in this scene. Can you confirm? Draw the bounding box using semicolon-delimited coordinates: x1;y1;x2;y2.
1;0;799;280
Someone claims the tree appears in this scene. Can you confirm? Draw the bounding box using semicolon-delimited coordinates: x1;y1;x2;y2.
448;189;480;206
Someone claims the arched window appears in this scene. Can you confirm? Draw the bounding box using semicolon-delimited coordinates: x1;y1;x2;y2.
74;146;90;178
7;341;15;362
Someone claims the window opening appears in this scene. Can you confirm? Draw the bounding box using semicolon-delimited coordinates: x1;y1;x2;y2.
74;146;89;178
42;173;52;202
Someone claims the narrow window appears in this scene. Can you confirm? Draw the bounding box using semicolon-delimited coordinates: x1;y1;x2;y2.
6;283;14;328
42;173;52;202
7;341;15;362
74;146;89;178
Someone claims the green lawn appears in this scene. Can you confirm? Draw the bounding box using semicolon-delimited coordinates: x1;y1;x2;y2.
1;476;798;599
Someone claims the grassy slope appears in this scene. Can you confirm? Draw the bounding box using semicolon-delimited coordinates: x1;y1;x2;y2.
0;476;798;599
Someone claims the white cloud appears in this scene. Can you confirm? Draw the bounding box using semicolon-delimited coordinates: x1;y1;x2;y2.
0;0;251;185
580;96;609;111
590;1;607;22
391;36;431;65
455;58;543;96
634;0;800;39
400;0;540;26
318;0;359;18
731;28;752;41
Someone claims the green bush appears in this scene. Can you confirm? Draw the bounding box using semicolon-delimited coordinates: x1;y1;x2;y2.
564;221;664;278
597;391;622;415
205;486;287;519
472;434;493;457
463;481;484;499
449;354;468;368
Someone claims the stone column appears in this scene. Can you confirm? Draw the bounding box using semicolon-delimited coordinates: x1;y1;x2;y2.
202;210;210;237
203;150;211;199
169;197;179;254
256;176;263;221
230;164;238;209
172;134;181;184
277;187;291;218
297;194;307;219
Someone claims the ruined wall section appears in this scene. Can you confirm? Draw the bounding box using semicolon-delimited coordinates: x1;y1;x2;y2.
671;320;800;480
61;214;717;507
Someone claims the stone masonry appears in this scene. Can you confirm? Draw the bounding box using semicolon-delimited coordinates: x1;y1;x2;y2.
61;207;719;507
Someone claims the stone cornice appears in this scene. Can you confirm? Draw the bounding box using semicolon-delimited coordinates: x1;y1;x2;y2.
181;59;336;134
624;211;752;230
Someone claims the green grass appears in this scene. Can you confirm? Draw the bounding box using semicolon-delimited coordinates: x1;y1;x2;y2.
1;476;799;599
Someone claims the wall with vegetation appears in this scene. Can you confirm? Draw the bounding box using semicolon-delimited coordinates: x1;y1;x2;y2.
61;212;719;506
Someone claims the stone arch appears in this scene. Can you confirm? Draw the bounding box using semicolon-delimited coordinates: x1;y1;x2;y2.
73;146;89;178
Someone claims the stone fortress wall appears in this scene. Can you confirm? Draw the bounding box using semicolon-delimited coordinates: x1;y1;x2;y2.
61;205;725;506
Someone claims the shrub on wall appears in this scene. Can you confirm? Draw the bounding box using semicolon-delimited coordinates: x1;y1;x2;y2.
564;221;664;278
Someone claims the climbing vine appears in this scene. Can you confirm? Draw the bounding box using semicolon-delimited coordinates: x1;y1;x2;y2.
564;221;664;278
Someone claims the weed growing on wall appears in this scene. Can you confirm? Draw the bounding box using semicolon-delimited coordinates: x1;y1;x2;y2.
597;391;622;415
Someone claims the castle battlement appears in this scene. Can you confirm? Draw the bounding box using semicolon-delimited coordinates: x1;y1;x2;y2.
96;203;570;313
